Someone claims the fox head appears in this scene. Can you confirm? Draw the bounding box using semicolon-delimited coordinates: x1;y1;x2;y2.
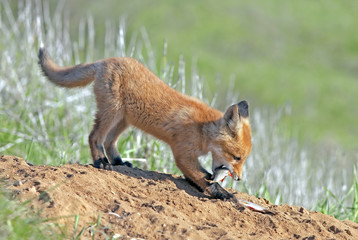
210;100;252;181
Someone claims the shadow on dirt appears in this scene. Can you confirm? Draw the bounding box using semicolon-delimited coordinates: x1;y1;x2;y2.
110;164;207;199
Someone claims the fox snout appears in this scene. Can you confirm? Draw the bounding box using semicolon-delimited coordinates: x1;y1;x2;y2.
233;175;241;181
231;168;243;181
232;162;245;182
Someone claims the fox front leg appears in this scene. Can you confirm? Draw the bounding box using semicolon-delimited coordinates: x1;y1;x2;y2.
191;174;238;204
205;182;238;204
175;154;238;203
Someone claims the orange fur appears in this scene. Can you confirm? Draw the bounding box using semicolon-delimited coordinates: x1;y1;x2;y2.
38;48;252;201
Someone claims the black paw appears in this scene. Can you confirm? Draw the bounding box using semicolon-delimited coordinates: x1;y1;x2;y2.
93;157;113;170
208;182;238;204
123;161;133;168
112;157;133;168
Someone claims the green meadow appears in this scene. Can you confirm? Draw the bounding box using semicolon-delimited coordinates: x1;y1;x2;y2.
0;1;357;238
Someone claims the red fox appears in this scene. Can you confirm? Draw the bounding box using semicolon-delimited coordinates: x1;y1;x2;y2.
38;47;252;202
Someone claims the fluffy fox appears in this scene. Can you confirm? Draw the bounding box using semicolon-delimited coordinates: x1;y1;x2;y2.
38;47;252;202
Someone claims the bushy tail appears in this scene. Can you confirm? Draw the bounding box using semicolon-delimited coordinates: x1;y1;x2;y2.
38;47;99;88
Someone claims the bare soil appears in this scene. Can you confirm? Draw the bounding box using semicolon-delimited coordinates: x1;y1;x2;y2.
1;155;357;239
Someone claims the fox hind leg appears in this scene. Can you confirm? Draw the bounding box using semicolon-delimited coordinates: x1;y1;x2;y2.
89;109;122;170
104;119;132;167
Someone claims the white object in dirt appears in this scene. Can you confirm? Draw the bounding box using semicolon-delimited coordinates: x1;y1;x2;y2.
238;199;277;215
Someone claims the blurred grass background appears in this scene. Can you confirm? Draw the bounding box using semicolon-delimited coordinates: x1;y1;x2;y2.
0;0;357;230
62;0;358;150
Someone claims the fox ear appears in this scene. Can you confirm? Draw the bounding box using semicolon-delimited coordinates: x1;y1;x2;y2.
223;100;250;134
238;100;249;119
223;104;240;133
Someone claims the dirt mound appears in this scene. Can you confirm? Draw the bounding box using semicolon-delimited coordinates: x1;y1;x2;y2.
1;155;357;239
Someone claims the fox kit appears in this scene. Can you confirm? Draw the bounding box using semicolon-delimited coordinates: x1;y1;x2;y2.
38;47;252;202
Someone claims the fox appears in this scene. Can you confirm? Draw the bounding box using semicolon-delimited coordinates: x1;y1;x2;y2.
38;47;252;202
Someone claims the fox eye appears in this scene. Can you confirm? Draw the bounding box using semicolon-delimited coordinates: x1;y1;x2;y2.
233;155;241;161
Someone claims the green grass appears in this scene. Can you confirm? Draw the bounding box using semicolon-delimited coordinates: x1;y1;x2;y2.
0;184;116;239
0;184;64;239
0;1;357;238
315;168;358;222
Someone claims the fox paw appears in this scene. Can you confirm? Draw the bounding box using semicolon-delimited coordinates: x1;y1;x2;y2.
112;157;133;168
207;182;238;204
93;157;113;170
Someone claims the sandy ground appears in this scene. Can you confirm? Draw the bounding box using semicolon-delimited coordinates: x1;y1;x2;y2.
0;155;357;239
